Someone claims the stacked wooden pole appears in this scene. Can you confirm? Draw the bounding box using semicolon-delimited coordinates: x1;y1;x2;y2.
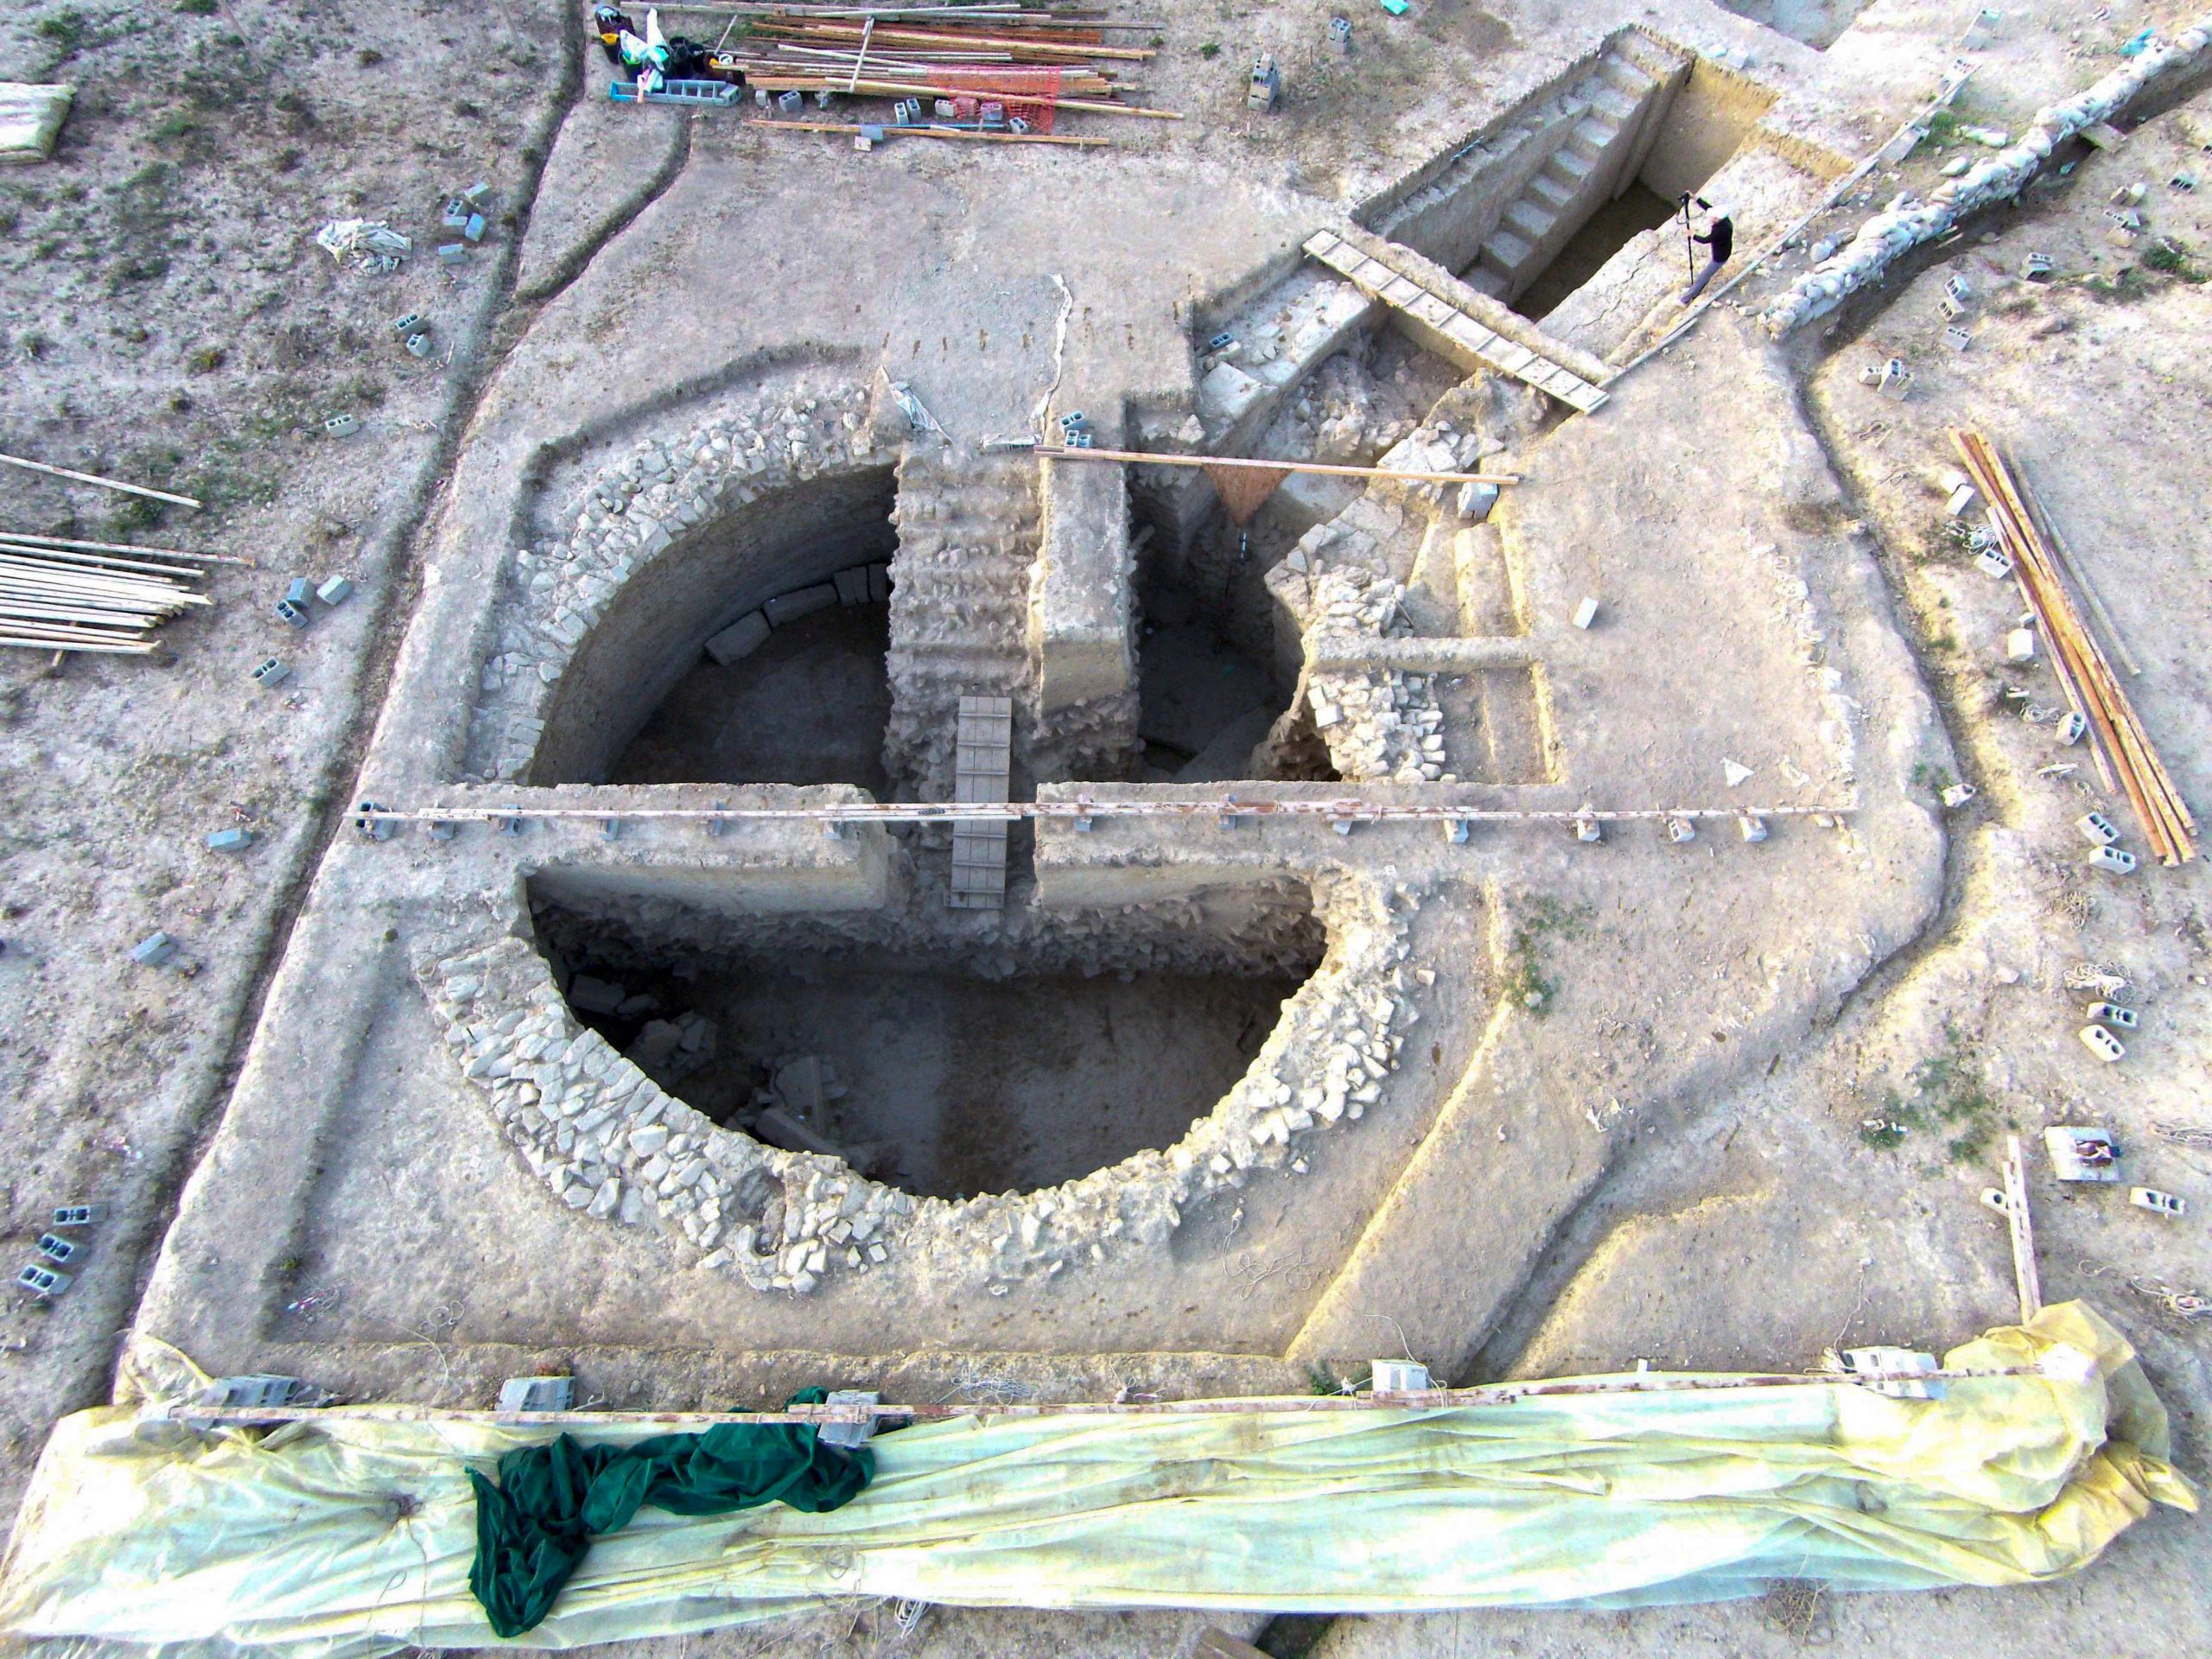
1952;429;2195;864
701;3;1179;120
0;537;212;653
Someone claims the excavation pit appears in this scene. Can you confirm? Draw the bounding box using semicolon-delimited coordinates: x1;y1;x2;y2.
529;887;1325;1201
530;462;899;787
607;601;892;793
1371;32;1776;321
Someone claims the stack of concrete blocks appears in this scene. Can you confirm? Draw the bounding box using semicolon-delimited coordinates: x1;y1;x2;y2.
1763;17;2212;334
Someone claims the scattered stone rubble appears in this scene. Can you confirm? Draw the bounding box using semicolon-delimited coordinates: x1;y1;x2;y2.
467;381;875;780
1762;16;2212;335
1295;569;1452;784
417;871;1421;1296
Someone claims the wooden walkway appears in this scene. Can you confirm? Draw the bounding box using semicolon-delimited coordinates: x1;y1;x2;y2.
1302;230;1609;415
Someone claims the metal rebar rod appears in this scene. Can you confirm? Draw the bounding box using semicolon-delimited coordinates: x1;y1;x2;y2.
1035;445;1520;486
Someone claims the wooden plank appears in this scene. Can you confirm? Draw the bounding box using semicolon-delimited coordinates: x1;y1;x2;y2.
1408;292;1459;329
2002;1134;2041;1322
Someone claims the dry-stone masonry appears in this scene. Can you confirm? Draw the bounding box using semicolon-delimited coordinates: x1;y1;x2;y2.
418;873;1422;1295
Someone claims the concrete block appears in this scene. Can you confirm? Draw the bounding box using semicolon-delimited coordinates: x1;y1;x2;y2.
321;414;359;439
35;1234;76;1265
820;1389;880;1450
1454;480;1499;522
250;658;290;688
867;562;891;602
833;566;871;606
50;1204;102;1229
764;584;836;626
274;599;309;630
438;243;467;265
2131;1186;2185;1217
702;610;770;664
2076;811;2119;846
204;1375;303;1408
15;1265;69;1299
2089;844;2139;874
130;931;178;968
463;213;486;243
498;1376;574;1414
1572;596;1599;629
2087;1001;2139;1030
316;576;353;607
206;828;253;854
2056;711;2088;746
1370;1359;1430;1393
2079;1025;2126;1063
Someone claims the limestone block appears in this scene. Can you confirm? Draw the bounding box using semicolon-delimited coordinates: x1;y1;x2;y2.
764;583;836;626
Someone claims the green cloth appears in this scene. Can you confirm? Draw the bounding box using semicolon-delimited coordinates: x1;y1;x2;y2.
467;1390;874;1637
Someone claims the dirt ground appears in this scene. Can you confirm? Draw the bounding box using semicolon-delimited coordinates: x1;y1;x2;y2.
0;0;2209;1655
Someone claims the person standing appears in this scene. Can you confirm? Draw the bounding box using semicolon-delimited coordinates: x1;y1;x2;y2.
1680;198;1734;304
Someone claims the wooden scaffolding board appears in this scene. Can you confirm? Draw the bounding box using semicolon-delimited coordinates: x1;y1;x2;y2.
949;694;1014;909
1301;230;1609;415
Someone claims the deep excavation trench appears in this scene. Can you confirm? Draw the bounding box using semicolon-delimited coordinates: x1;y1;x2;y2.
528;885;1324;1201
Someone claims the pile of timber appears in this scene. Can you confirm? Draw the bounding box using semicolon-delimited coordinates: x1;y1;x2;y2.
691;3;1179;120
1952;428;2196;865
0;532;215;655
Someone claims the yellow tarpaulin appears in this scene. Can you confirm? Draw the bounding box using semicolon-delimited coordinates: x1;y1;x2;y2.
0;1304;2192;1659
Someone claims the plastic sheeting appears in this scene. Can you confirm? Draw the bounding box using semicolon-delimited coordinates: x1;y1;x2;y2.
0;1304;2193;1659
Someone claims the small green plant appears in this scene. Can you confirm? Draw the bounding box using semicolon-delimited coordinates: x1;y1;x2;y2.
2141;238;2209;283
17;330;50;359
177;0;217;12
186;343;226;372
35;9;87;48
1501;895;1588;1018
1914;108;1964;152
1863;1028;1997;1158
1199;41;1221;58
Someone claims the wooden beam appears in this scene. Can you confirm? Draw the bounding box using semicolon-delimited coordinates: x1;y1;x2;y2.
745;118;1109;146
2002;1134;2041;1323
0;529;245;565
1036;444;1519;486
0;451;200;510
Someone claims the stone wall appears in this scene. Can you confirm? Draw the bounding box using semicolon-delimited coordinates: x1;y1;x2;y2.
415;868;1422;1298
463;382;882;784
